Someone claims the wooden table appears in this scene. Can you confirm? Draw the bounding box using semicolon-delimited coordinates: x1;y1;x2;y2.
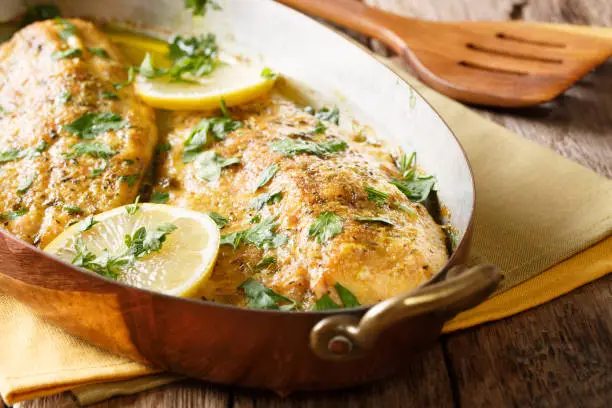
12;0;612;407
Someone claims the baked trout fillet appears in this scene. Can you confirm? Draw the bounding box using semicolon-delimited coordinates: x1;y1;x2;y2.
0;19;157;247
154;95;448;309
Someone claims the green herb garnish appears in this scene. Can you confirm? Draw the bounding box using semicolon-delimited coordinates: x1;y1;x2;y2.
168;34;219;81
313;121;327;134
155;143;171;153
308;211;343;244
16;174;34;194
87;47;109;58
100;91;119;100
269;138;347;157
51;48;82;60
254;163;279;191
54;17;76;40
64;205;83;214
90;161;108;177
139;52;167;78
184;0;222;16
312;282;360;311
118;174;141;187
251;191;282;211
260;67;279;80
150;191;169;204
0;149;24;163
249;214;261;224
63;142;116;159
365;186;388;205
354;216;395;226
194;151;240;182
220;216;287;250
114;66;135;89
206;211;228;229
56;92;72;104
0;207;28;221
63;112;127;139
239;278;296;310
390;177;435;203
254;256;276;271
182;113;242;162
78;215;98;232
126;195;141;215
306;106;340;126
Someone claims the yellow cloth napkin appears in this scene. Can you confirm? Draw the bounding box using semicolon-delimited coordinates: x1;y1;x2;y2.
1;58;611;408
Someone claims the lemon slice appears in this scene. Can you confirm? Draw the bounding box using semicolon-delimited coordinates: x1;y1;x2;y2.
44;204;220;298
134;63;277;111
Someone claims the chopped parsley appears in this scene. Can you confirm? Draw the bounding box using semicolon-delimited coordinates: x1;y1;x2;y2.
90;160;108;177
64;205;83;214
239;278;297;311
395;203;417;218
249;214;261;224
254;256;276;271
269;138;347;157
251;191;282;211
313;121;327;134
54;17;76;40
395;151;417;179
194;151;240;182
308;211;343;244
206;211;228;229
354;216;395;226
78;215;99;232
365;186;388;205
168;34;219;81
306;106;340;126
184;0;222;16
150;191;169;204
63;112;127;139
254;163;279;191
16;174;34;194
71;223;177;279
118;174;140;187
182;109;242;162
56;92;72;104
391;151;436;202
139;52;167;78
312;283;360;311
114;66;136;89
0;149;23;163
156;143;171;153
100;91;119;100
0;207;28;221
87;47;109;58
21;4;61;26
220;216;287;250
63;142;116;159
51;48;82;60
126;195;141;215
260;67;279;80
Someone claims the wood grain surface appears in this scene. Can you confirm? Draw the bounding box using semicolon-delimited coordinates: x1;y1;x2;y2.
13;0;612;407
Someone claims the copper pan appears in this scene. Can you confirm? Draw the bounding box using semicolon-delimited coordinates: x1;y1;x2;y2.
0;0;501;391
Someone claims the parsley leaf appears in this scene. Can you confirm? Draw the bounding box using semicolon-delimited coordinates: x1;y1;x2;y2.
260;67;279;80
52;48;82;60
54;17;76;40
87;47;109;58
220;216;287;250
313;121;327;134
184;0;222;16
0;207;28;220
308;211;343;244
0;149;24;163
156;143;171;153
306;106;340;126
251;191;282;211
78;215;99;232
390;177;436;203
17;174;34;194
114;66;136;89
90;160;108;177
63;112;127;139
139;52;167;78
182;115;242;163
365;186;388;205
168;34;219;81
150;191;169;204
254;163;279;191
395;203;417;218
239;278;296;310
194;151;240;181
255;256;276;271
354;216;395;226
63;142;116;159
63;205;82;214
126;195;141;215
118;174;141;187
269;138;347;157
312;282;360;310
249;214;261;224
21;4;60;27
206;211;228;229
100;91;119;100
395;151;417;179
56;92;72;104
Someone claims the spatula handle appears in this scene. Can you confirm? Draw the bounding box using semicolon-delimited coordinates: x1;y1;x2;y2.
276;0;414;53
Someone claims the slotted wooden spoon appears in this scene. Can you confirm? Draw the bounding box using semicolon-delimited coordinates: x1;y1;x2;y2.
277;0;612;107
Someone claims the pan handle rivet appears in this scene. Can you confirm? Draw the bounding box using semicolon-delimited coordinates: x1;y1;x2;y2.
328;335;353;355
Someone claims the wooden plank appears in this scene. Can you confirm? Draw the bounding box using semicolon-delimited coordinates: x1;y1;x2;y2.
443;275;612;408
233;345;455;408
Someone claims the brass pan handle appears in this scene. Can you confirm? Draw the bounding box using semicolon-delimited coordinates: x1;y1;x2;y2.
309;264;502;361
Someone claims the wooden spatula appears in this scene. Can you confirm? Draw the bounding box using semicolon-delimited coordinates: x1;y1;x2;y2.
277;0;612;107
